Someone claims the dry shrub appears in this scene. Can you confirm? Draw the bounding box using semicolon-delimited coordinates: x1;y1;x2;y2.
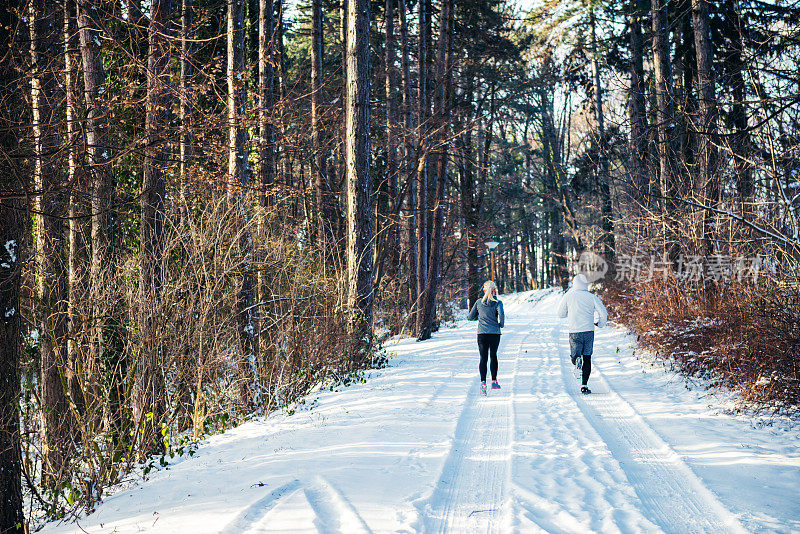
603;278;800;413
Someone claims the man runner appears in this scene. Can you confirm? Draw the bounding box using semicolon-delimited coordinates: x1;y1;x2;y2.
556;274;608;394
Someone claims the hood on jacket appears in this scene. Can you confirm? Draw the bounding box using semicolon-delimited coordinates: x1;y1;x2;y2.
571;273;589;291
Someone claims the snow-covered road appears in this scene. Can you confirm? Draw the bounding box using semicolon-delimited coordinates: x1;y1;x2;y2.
45;290;800;533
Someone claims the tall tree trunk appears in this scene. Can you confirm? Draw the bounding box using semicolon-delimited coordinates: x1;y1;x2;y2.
723;0;751;209
398;0;417;329
418;0;451;341
414;0;429;334
179;0;193;198
137;0;171;457
589;3;614;265
311;0;327;243
30;0;71;488
692;0;718;253
0;0;25;526
65;0;86;419
79;0;122;442
385;0;398;275
628;0;650;207
651;0;678;256
257;0;275;361
345;0;373;348
228;0;257;410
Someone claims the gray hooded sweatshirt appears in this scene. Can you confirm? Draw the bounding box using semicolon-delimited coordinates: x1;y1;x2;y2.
468;298;505;334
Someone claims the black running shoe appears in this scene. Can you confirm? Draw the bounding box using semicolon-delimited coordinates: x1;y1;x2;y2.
580;386;591;394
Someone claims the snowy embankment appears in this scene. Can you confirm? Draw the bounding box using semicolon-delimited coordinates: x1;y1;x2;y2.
44;289;799;533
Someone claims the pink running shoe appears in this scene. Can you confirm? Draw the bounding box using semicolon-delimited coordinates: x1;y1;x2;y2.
480;382;487;396
491;380;501;390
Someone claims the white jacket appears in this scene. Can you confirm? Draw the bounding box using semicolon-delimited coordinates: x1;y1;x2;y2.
556;275;608;333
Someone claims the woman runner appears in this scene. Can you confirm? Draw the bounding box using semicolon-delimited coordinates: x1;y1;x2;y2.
467;281;505;395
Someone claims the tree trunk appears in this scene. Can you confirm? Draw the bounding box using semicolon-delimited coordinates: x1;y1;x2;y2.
79;0;122;442
30;0;71;488
398;0;417;330
257;0;275;360
589;4;614;265
311;0;327;243
418;0;451;341
589;4;614;266
137;0;171;457
385;0;398;276
414;0;430;335
179;0;193;198
628;0;650;206
345;0;373;348
722;0;751;208
692;0;718;252
651;0;678;255
228;0;257;410
65;0;86;419
0;0;25;525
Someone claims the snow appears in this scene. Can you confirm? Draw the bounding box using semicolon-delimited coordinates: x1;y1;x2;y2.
4;240;16;263
42;289;800;533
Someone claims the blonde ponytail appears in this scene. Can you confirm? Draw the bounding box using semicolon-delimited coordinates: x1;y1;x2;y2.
481;280;498;304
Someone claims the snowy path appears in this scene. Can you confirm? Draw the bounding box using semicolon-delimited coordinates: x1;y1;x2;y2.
45;290;800;533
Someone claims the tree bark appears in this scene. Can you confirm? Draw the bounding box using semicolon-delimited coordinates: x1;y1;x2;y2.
311;0;327;243
628;0;650;206
79;0;123;442
722;0;751;208
418;0;451;341
651;0;677;247
398;0;417;330
65;0;86;420
0;0;25;526
228;0;257;410
137;0;171;457
179;0;193;198
414;0;430;335
589;4;614;265
385;0;398;275
692;0;718;252
345;0;373;348
30;0;71;488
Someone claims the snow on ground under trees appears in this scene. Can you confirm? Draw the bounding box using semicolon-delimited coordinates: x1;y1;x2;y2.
43;289;800;533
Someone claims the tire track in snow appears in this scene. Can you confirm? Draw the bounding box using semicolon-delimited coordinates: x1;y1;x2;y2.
510;317;659;533
554;318;747;534
415;319;531;533
218;479;302;534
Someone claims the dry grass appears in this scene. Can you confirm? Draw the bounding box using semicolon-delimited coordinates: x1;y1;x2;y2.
603;279;800;413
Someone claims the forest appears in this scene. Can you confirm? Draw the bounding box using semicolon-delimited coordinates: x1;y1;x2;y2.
1;0;799;529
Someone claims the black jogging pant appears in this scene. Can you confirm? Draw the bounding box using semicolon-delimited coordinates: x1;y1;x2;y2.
477;333;501;382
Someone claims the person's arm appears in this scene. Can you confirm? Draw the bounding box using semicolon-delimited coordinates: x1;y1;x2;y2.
497;301;505;328
556;295;568;318
594;295;608;327
467;300;479;321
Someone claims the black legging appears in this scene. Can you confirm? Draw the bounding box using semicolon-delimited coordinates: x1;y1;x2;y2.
477;333;501;382
581;355;592;386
